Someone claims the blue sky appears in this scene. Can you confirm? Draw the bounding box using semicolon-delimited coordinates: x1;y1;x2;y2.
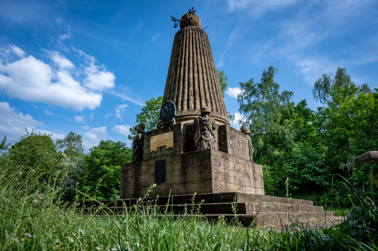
0;0;377;149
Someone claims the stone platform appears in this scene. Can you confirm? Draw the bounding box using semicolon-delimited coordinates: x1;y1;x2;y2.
78;192;339;228
120;123;265;198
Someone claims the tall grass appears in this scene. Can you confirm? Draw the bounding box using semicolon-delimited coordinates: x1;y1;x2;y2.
1;172;377;250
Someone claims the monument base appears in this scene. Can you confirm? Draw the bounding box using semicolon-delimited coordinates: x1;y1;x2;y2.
120;150;264;198
119;123;264;199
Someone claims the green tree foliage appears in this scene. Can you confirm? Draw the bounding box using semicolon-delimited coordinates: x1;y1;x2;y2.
217;69;236;122
269;100;330;200
56;131;84;159
2;132;64;190
136;96;163;132
129;96;163;140
313;68;377;193
217;69;228;97
56;132;85;198
237;66;295;167
0;136;10;151
78;140;131;200
236;66;377;205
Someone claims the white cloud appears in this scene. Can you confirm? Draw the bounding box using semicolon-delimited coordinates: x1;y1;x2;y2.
230;112;247;128
50;51;74;69
227;0;300;17
115;104;127;119
226;87;242;99
112;124;132;137
10;45;25;58
36;129;65;141
83;126;107;149
0;101;65;142
294;57;335;85
74;115;85;123
0;45;116;111
0;101;42;140
106;89;144;106
84;62;115;91
44;109;53;116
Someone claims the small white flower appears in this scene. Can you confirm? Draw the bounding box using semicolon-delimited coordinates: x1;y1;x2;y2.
24;233;32;238
78;229;84;234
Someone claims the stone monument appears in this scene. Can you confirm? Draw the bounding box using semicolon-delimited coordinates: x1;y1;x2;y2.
119;11;264;198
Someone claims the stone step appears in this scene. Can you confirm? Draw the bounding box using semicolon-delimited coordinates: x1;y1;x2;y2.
204;211;337;227
75;192;315;208
73;192;333;228
237;193;313;206
82;201;325;215
78;208;337;228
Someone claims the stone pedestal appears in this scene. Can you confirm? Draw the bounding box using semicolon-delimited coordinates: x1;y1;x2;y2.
119;123;265;198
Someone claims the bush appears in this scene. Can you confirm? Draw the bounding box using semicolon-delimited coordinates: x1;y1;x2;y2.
1;132;65;191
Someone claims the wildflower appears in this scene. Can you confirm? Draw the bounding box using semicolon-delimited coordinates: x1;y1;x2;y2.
96;247;101;250
85;244;88;247
136;242;140;247
72;233;76;236
11;238;19;243
78;229;84;234
24;233;32;238
68;237;74;242
21;238;24;242
112;248;117;251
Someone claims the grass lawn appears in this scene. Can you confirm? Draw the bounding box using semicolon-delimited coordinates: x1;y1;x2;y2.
1;177;376;250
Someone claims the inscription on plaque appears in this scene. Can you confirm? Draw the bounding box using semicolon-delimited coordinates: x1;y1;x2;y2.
155;160;166;183
150;131;174;152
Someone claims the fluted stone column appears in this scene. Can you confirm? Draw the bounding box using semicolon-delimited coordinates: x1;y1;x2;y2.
163;13;229;125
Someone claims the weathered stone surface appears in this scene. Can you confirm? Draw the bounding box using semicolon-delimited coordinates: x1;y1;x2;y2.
163;25;229;125
355;151;378;163
120;148;264;198
78;192;339;228
217;125;250;161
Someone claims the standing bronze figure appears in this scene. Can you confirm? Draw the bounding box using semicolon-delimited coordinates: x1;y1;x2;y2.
132;123;145;162
193;107;217;150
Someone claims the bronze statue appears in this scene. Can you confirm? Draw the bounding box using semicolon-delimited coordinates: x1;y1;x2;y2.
132;123;145;162
241;125;254;161
193;107;217;150
157;101;176;129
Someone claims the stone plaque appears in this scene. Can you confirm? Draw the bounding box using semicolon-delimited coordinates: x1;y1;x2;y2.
155;160;166;183
150;131;174;152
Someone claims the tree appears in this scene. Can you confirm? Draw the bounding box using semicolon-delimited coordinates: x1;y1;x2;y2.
311;68;377;206
0;136;10;150
56;132;85;199
313;68;377;175
78;140;131;200
128;96;163;140
217;69;236;121
217;69;228;97
3;132;63;190
237;66;295;167
56;132;84;159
